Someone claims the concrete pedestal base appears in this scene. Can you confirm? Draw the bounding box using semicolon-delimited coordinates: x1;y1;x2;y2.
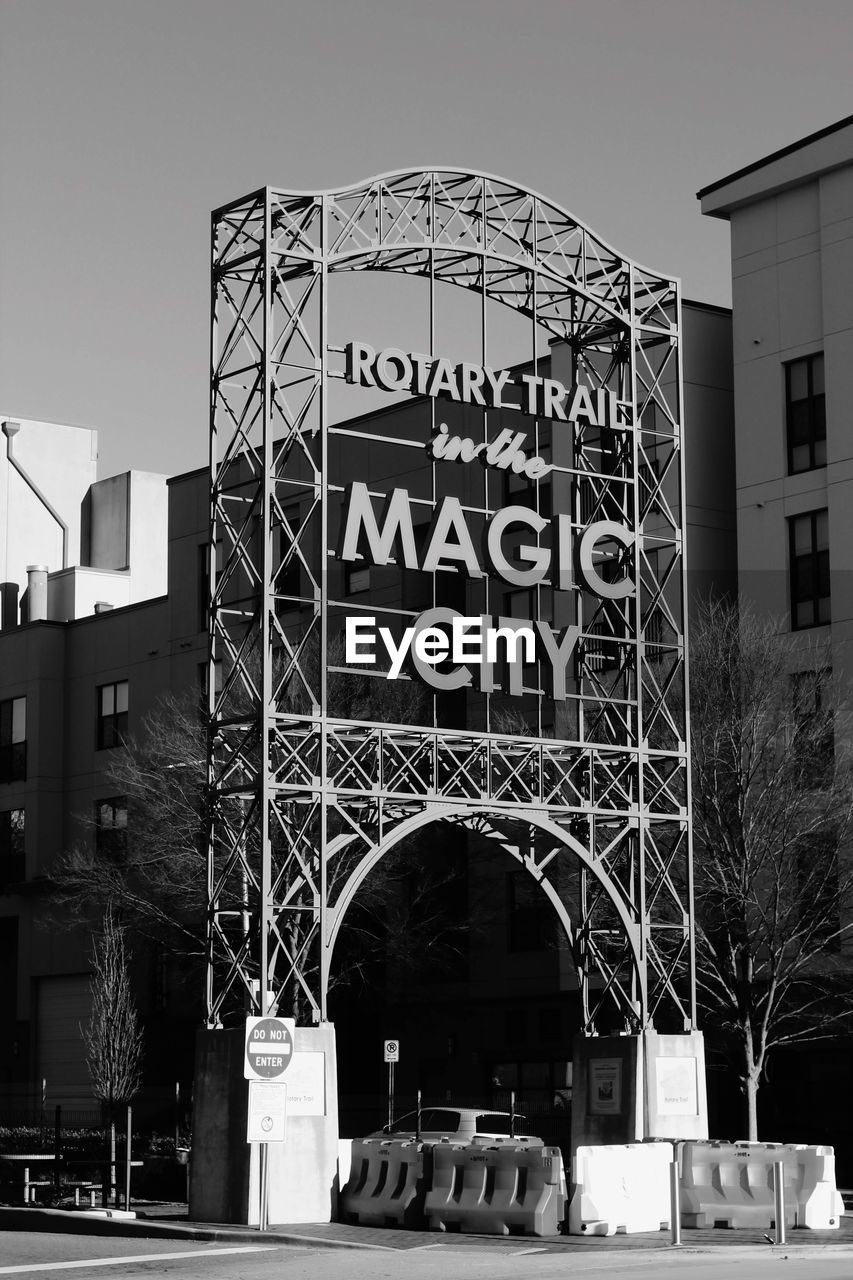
571;1034;644;1153
189;1022;339;1226
571;1030;708;1155
644;1030;709;1142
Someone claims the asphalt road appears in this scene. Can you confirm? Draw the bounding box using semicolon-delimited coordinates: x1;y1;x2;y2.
1;1233;853;1280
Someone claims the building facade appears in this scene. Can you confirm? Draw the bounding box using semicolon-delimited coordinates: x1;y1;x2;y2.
0;432;203;1111
700;113;853;1158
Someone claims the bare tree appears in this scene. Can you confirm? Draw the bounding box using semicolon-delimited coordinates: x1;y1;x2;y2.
690;598;853;1138
83;907;143;1203
84;906;144;1106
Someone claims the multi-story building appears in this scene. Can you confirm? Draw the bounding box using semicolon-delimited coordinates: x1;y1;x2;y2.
0;419;201;1110
699;113;853;1154
0;307;734;1132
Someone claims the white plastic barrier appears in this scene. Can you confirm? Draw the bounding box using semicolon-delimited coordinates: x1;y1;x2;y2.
339;1138;431;1228
337;1139;353;1197
425;1142;565;1236
679;1141;844;1230
569;1143;673;1235
794;1144;845;1229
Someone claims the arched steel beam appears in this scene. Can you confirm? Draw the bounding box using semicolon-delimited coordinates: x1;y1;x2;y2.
324;246;630;337
318;804;644;1017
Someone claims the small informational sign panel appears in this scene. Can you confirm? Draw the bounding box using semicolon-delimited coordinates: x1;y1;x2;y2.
655;1056;698;1116
244;1016;295;1081
589;1058;622;1114
384;1039;400;1063
285;1051;326;1116
246;1081;287;1143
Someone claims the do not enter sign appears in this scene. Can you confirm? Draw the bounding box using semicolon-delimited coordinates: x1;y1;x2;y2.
244;1016;295;1081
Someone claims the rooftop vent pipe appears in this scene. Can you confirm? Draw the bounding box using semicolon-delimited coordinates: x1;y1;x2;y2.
2;420;69;569
26;565;48;622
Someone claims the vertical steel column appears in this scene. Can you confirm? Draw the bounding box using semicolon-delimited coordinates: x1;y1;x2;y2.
260;189;274;1019
206;189;268;1027
206;211;219;1027
675;288;697;1031
629;264;648;1028
318;194;330;1021
531;207;543;740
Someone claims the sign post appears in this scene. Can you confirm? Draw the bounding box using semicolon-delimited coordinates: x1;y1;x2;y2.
383;1039;399;1129
244;1017;295;1230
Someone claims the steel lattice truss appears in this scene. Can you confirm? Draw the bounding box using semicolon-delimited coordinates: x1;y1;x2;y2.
205;171;694;1033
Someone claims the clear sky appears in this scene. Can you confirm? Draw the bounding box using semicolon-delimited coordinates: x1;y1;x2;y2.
1;0;852;480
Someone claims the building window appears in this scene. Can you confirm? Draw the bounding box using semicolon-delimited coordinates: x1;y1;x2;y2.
344;564;371;594
583;619;620;672
490;1058;573;1110
789;510;829;630
0;808;24;885
792;669;834;788
275;507;301;603
0;697;26;784
96;681;128;749
641;549;664;651
538;1007;561;1044
502;466;552;519
198;541;223;632
503;1010;528;1047
505;587;535;620
797;831;839;951
507;871;554;952
197;543;209;633
577;477;598;525
95;797;127;861
198;659;224;703
786;354;826;474
638;455;662;514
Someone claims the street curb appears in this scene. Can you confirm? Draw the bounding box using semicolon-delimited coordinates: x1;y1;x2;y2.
2;1209;853;1257
0;1208;390;1250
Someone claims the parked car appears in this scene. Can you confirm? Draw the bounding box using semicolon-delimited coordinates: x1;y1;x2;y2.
368;1105;538;1143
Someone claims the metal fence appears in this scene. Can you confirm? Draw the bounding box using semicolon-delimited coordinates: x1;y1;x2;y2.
0;1083;190;1142
339;1094;572;1160
0;1106;103;1131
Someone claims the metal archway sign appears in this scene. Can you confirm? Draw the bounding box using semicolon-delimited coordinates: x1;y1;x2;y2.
204;170;694;1035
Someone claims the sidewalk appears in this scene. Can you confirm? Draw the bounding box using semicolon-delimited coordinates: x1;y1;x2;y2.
2;1201;853;1256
